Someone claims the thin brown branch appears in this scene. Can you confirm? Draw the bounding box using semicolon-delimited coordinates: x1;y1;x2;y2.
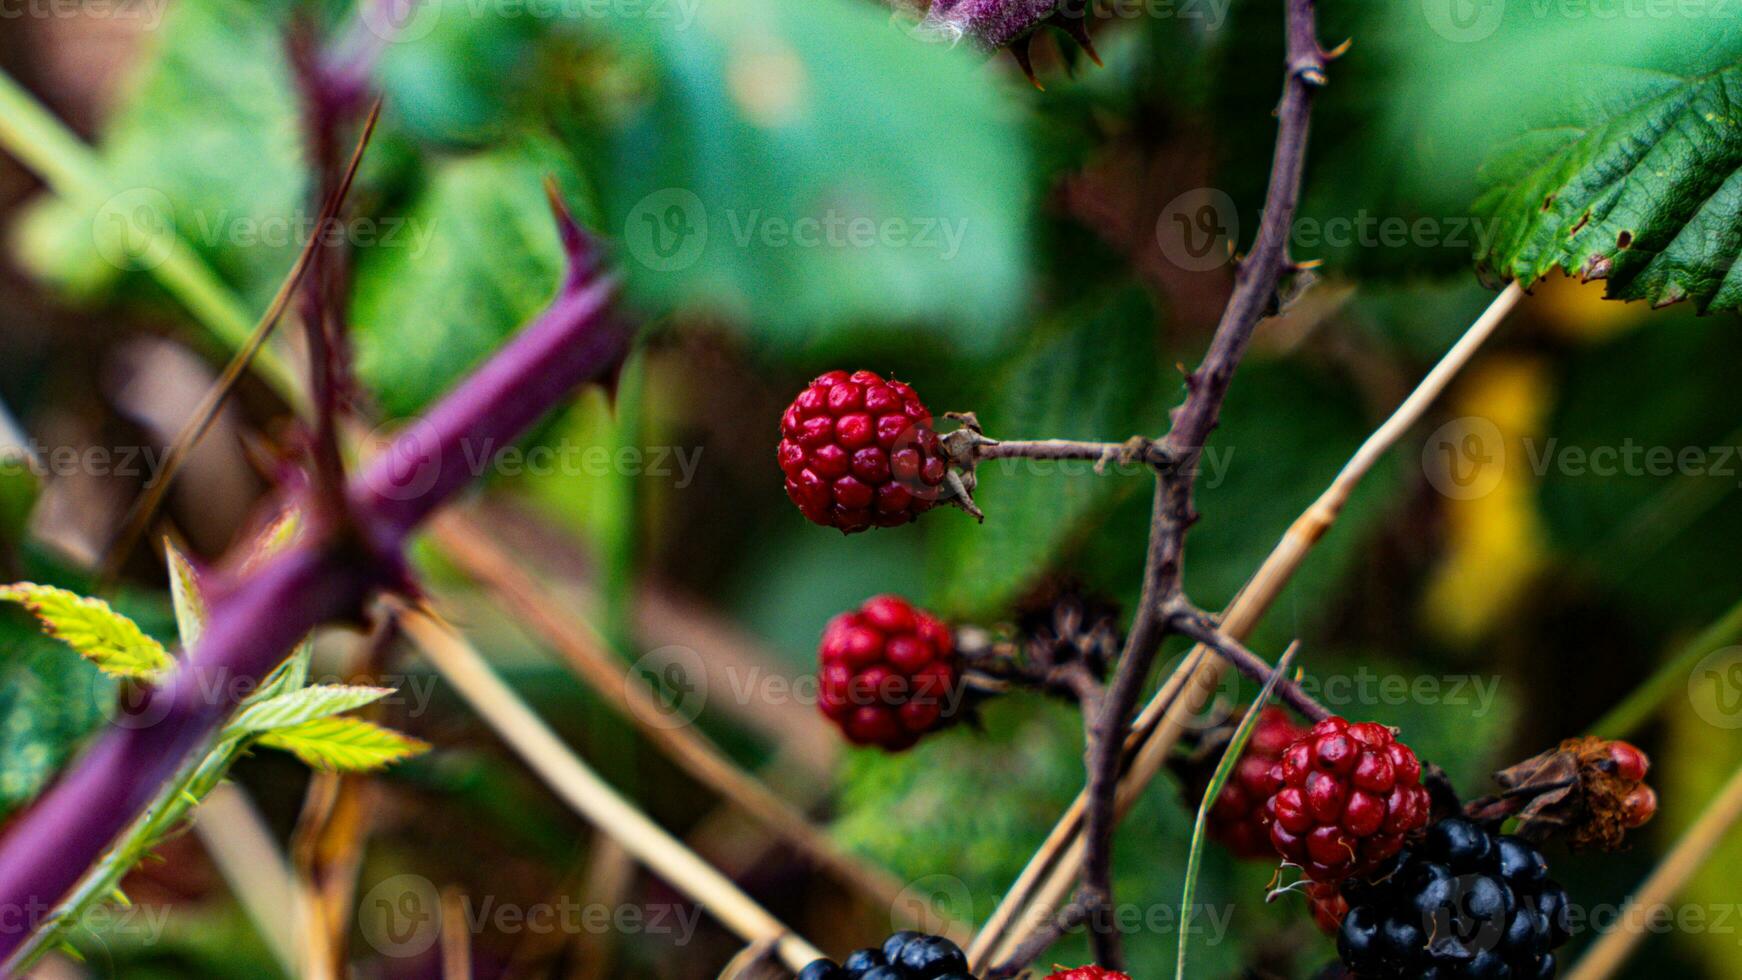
972;280;1525;970
1067;0;1330;965
98;100;383;584
1165;603;1331;722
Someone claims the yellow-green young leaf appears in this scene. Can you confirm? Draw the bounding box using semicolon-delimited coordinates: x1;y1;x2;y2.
256;717;428;772
0;584;172;679
230;684;395;735
241;509;302;573
164;541;206;649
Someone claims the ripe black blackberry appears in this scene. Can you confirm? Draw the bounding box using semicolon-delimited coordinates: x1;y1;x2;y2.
1336;817;1572;979
799;931;975;980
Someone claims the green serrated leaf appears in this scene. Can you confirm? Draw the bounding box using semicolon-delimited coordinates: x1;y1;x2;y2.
0;584;172;679
1474;38;1742;311
164;541;205;650
230;684;396;735
256;716;429;772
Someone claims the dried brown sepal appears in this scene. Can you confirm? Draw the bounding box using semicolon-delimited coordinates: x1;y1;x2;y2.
1465;736;1656;850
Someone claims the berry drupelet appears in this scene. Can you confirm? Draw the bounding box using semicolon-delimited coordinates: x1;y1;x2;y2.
818;596;961;751
1043;968;1133;980
779;370;949;533
800;931;975;979
1336;817;1572;979
1207;707;1309;860
1259;716;1432;882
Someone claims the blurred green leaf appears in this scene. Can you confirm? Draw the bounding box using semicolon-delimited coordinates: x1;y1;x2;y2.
595;0;1032;345
924;287;1162;618
1539;319;1742;623
1475;37;1742;311
0;617;111;818
375;0;562;146
350;140;588;417
1180;358;1401;650
0;456;37;549
12;0;305;310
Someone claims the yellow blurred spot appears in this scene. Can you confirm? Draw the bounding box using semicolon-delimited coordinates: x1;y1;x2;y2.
1422;356;1553;644
1534;269;1649;343
727;42;807;128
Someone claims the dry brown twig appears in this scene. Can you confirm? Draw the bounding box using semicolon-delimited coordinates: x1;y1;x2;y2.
426;507;933;926
397;603;827;972
1564;763;1742;980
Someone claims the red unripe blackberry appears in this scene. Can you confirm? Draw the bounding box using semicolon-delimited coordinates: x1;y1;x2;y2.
1604;740;1650;782
1259;717;1431;882
1043;968;1132;980
1207;707;1309;860
1622;784;1657;828
1306;881;1349;935
818;596;960;751
779;370;950;533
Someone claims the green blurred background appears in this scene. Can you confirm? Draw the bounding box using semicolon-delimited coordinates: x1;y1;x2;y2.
0;0;1739;977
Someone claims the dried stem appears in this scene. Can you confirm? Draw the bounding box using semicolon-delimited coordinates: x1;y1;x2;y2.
1565;763;1742;980
96;99;383;584
426;508;925;920
398;606;827;972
